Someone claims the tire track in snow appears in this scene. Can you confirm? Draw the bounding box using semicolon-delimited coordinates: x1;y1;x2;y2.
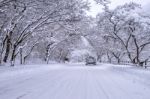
0;70;68;99
94;70;132;99
93;71;110;99
106;68;150;99
0;65;150;99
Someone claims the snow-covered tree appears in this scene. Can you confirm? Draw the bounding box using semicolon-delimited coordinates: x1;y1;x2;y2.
0;0;89;66
97;2;150;66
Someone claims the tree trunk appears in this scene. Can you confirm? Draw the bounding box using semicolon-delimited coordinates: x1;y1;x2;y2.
3;39;11;63
97;55;102;62
20;48;23;64
23;56;27;64
23;42;38;64
45;45;49;63
10;46;16;66
0;50;3;65
0;58;2;65
117;59;120;64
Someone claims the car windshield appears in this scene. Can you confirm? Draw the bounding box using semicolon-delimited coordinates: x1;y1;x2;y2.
88;58;94;62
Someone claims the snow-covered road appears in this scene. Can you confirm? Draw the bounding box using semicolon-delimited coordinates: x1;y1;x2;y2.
0;64;150;99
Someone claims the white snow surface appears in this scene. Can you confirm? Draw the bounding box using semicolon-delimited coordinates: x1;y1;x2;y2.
0;63;150;99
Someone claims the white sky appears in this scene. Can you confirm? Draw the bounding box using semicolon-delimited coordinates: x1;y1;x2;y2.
87;0;150;17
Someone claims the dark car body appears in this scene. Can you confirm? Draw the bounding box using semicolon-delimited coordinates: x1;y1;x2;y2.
85;56;96;65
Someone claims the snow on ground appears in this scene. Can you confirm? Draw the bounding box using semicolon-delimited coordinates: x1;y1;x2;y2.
0;63;150;99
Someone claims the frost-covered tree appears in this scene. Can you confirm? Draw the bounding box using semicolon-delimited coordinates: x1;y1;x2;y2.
97;2;150;66
0;0;89;66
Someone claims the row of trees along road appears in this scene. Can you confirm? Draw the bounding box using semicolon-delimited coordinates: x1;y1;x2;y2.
0;0;150;67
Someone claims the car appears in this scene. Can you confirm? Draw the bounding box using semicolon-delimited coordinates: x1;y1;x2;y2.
85;56;97;65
